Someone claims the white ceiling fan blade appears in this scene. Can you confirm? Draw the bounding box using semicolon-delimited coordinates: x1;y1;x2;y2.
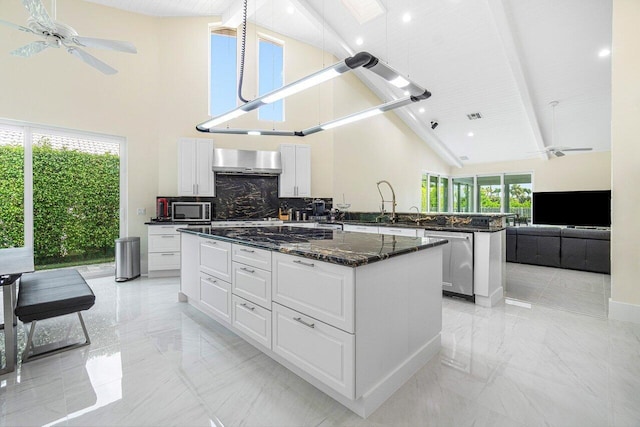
10;41;49;57
561;148;593;152
0;18;35;34
21;0;56;33
67;47;117;75
72;36;137;54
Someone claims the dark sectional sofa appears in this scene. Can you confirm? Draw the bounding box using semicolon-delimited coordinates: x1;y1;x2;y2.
506;226;610;274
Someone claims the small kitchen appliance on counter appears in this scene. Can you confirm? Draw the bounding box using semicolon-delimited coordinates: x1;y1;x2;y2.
156;198;169;220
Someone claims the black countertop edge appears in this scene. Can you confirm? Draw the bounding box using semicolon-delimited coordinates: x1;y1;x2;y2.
178;227;448;267
335;221;506;233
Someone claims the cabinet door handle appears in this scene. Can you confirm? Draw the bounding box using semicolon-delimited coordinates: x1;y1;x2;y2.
240;248;255;253
294;317;315;328
293;259;315;267
161;235;175;238
161;253;175;256
240;267;255;273
205;241;217;246
205;277;217;284
240;303;255;311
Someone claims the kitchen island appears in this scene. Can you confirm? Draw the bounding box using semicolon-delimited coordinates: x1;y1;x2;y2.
178;226;447;417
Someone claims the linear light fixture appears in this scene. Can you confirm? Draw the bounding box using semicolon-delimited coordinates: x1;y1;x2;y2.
196;51;431;136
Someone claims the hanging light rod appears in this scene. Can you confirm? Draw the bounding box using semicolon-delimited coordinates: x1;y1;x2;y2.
196;51;431;136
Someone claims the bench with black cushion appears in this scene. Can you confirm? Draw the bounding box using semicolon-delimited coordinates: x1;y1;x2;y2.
515;226;562;268
15;269;95;363
560;228;611;274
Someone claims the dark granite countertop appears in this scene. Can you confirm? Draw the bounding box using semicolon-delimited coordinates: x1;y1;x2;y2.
329;221;506;233
179;226;448;267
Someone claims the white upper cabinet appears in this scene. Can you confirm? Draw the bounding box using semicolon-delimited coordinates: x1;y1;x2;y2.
279;144;311;198
178;138;215;196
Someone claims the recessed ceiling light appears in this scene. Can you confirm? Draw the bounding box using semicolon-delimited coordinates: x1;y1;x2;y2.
356;37;363;46
402;12;411;23
419;107;425;113
467;132;474;137
403;90;410;96
598;48;611;57
286;5;295;14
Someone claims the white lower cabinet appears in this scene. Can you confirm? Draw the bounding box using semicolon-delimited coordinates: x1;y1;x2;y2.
232;295;271;350
148;225;182;276
272;302;354;399
272;252;354;333
200;272;231;323
200;239;232;282
232;261;271;309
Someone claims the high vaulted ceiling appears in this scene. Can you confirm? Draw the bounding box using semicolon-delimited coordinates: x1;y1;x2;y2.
84;0;612;167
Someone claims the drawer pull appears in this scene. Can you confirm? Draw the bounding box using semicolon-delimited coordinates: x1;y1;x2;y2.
293;260;315;267
240;248;255;253
161;235;176;238
205;277;217;284
161;253;175;256
204;241;217;245
240;303;255;311
240;267;255;273
293;317;315;328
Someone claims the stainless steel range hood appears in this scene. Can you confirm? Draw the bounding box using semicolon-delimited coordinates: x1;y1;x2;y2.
212;148;282;174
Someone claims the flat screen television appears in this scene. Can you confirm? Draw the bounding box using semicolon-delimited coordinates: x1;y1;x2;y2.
532;190;611;227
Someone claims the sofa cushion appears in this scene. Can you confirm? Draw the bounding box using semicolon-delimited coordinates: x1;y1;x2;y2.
561;228;610;241
516;227;561;267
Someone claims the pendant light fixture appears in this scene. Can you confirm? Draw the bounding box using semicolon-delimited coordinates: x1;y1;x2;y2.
196;51;431;136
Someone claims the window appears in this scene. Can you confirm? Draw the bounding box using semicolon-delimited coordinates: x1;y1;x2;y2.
452;177;474;213
477;175;502;213
504;174;532;222
210;28;237;117
421;173;449;212
258;37;284;122
0;125;27;250
0;120;124;269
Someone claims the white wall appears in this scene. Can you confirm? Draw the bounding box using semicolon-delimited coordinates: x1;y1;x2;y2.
453;151;611;192
610;0;640;320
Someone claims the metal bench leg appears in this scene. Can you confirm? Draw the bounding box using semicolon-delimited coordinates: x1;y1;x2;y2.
21;312;92;364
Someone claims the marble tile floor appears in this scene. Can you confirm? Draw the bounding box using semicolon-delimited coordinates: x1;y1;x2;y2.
1;274;639;426
505;262;611;318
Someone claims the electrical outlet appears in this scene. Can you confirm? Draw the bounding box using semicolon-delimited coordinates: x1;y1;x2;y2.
137;208;146;215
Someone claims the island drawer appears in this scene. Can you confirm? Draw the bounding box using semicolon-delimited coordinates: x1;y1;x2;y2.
232;295;271;350
272;253;354;333
232;262;271;309
148;252;181;270
232;244;272;271
200;238;232;282
272;302;354;399
200;272;231;324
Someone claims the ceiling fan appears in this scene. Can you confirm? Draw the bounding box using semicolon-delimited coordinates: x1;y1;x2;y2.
0;0;137;74
541;101;592;158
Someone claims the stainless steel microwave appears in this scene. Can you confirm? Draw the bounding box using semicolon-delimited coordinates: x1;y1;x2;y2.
171;202;211;222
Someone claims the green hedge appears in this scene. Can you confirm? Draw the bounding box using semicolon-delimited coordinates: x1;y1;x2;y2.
0;143;119;266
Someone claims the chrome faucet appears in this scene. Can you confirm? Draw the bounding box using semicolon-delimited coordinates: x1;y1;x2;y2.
376;180;398;223
409;206;420;220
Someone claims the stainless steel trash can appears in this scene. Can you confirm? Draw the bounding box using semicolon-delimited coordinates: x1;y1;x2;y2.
115;237;140;282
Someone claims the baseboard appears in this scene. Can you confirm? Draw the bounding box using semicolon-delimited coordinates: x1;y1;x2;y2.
609;298;640;324
475;286;504;307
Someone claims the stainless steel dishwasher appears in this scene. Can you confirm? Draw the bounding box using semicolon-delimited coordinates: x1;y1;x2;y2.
423;230;474;300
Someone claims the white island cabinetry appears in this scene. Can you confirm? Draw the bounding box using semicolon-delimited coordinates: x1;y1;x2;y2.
179;230;444;417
